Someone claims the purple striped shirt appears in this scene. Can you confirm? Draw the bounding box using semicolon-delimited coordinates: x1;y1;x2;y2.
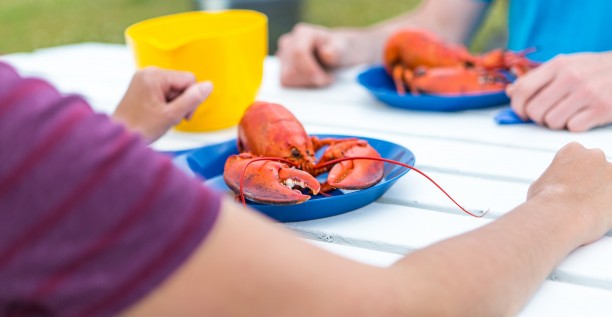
0;62;221;317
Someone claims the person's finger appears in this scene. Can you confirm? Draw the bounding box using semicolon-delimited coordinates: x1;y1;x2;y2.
292;41;333;86
566;107;605;132
165;89;183;102
280;62;313;87
280;53;331;87
521;77;570;125
316;36;347;68
168;81;213;121
542;93;589;130
509;63;556;120
316;44;338;67
164;70;198;93
278;28;332;87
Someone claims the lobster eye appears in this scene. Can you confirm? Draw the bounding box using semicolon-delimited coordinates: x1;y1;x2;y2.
291;147;301;158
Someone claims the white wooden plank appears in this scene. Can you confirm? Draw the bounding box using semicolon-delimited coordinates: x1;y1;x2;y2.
287;203;489;254
305;239;401;267
285;202;612;291
308;239;612;317
519;281;612;317
303;124;558;183
381;169;529;218
555;238;612;289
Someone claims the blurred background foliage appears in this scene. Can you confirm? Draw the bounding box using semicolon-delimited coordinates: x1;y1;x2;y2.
0;0;506;54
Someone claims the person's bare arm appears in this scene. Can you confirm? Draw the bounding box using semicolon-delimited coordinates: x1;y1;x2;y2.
368;0;490;60
277;0;489;87
121;197;399;316
121;142;612;316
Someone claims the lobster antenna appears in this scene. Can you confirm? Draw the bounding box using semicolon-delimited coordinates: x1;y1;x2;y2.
315;156;488;218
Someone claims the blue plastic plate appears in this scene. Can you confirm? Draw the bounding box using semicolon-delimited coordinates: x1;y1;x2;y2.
169;134;415;222
357;65;511;111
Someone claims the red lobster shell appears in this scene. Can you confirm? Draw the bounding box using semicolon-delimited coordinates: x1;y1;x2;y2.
383;28;537;95
223;101;384;205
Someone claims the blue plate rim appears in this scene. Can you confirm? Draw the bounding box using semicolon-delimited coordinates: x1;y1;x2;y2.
169;134;415;222
356;65;511;111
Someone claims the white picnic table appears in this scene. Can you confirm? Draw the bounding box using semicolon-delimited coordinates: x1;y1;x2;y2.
3;42;612;316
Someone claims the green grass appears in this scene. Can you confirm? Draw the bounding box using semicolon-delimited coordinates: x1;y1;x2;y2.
303;0;421;26
0;0;506;54
0;0;192;54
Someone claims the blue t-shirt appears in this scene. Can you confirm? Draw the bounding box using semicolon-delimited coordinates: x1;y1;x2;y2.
484;0;612;61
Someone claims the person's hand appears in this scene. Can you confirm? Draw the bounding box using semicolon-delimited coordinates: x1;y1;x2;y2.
507;52;612;132
277;23;373;88
112;67;213;142
527;142;612;243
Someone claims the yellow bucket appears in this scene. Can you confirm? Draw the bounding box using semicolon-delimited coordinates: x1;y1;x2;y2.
125;10;268;132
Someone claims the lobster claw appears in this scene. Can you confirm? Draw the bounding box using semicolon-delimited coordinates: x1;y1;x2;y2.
317;139;385;190
223;153;321;205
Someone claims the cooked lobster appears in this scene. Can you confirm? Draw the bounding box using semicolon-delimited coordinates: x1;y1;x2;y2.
223;101;384;205
383;28;537;95
222;101;486;217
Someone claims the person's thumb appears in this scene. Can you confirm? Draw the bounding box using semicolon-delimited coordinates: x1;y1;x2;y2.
169;81;213;121
317;39;347;68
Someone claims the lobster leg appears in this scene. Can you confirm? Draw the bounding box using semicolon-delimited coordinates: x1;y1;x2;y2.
223;153;321;205
392;65;407;95
391;65;419;95
312;139;384;190
403;68;419;95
